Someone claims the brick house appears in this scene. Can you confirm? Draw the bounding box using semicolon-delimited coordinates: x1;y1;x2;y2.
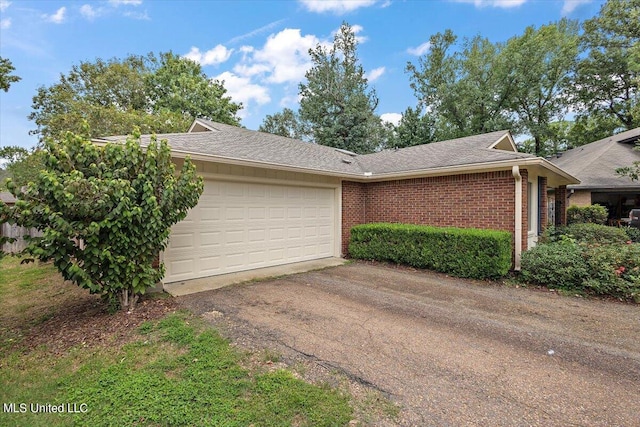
97;119;578;287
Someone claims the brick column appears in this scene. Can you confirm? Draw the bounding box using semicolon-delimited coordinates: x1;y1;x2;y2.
555;185;567;226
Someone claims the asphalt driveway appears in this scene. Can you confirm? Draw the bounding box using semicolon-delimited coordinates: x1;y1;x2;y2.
178;261;640;426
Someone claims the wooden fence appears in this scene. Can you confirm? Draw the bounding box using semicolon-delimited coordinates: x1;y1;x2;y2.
1;223;41;253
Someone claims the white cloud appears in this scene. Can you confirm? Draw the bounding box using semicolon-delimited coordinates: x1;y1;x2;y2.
0;18;10;29
452;0;527;8
184;45;233;66
109;0;143;5
407;41;431;56
214;71;271;116
300;0;378;14
123;10;150;20
381;113;402;126
243;28;323;84
0;1;10;12
80;4;100;20
45;7;66;24
366;67;385;82
561;0;591;15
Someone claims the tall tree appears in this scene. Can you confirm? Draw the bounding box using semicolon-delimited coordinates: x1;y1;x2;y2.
258;108;308;140
573;0;640;131
502;19;580;155
0;146;45;189
299;22;381;154
0;56;21;92
388;106;436;149
407;31;516;141
29;52;242;142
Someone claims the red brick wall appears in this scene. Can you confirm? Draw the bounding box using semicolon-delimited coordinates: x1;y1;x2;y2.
341;170;527;256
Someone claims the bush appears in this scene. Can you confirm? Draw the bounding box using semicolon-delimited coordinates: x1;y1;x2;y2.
564;223;629;244
521;240;640;301
520;242;589;290
567;204;608;225
625;227;640;243
348;223;512;280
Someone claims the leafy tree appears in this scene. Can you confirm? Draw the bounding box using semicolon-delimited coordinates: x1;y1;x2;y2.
145;52;241;125
502;19;580;155
0;56;20;92
299;22;382;154
387;106;436;149
29;52;242;142
0;146;46;189
407;31;516;141
616;141;640;181
258;108;308;140
573;0;640;131
1;127;203;311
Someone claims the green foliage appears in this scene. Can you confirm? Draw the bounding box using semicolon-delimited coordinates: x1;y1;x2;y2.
2;128;203;310
573;0;640;130
2;312;352;426
503;19;580;155
521;241;589;290
0;56;21;92
299;22;382;154
387;106;437;149
406;30;516;141
625;226;640;243
543;223;629;244
566;204;609;225
521;238;640;301
349;223;512;279
258;107;308;140
0;146;46;190
29;52;242;142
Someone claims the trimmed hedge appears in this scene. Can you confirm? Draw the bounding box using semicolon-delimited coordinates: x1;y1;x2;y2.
348;223;512;279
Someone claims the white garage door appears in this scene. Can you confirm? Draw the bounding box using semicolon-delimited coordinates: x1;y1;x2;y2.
163;179;336;283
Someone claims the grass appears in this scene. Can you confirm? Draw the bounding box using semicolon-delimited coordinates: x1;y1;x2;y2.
0;257;355;426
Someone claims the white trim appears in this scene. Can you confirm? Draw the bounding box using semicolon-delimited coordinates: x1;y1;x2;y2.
512;166;522;271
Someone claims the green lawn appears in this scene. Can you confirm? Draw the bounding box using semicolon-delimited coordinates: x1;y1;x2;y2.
0;258;354;426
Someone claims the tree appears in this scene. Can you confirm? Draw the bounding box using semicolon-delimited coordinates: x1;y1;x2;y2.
1;127;203;311
145;52;241;125
502;19;580;155
388;106;436;149
258;108;308;140
573;0;640;131
0;56;20;92
0;146;46;190
407;31;516;141
299;22;382;154
29;52;242;142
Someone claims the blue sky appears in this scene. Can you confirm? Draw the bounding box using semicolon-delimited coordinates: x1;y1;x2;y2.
0;0;606;150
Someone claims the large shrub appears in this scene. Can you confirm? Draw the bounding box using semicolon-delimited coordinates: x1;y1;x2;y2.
1;128;203;311
348;223;512;279
520;242;589;290
566;204;608;225
521;239;640;302
625;227;640;243
565;223;629;244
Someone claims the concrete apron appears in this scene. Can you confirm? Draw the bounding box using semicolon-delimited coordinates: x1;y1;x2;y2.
163;257;348;297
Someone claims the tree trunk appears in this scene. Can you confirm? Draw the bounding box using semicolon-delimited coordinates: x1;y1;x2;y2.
118;289;139;312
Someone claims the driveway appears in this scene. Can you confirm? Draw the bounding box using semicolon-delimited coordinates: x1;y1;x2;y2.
177;262;640;426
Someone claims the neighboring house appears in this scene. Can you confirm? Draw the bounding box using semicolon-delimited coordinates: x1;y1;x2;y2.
549;127;640;225
96;119;578;287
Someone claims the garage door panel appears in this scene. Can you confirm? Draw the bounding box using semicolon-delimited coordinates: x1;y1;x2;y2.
164;180;336;283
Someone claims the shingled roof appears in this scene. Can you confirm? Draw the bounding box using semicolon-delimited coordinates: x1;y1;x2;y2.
550;127;640;190
95;118;577;184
